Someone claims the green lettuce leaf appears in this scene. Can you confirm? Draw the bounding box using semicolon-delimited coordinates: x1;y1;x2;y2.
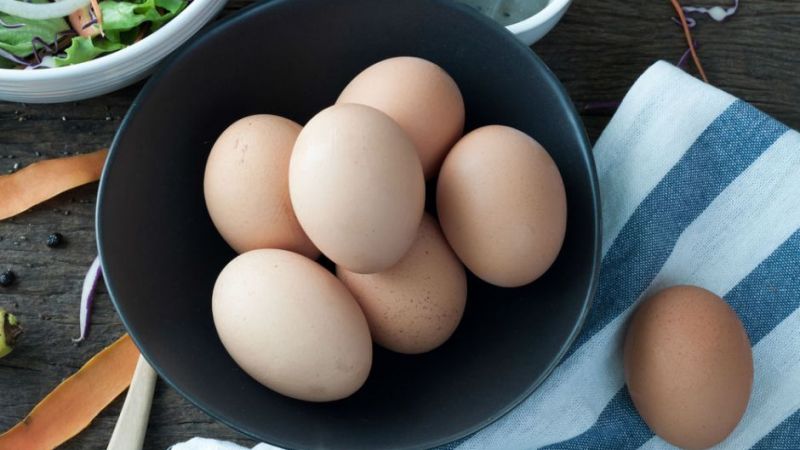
0;13;69;58
101;0;187;35
54;36;125;67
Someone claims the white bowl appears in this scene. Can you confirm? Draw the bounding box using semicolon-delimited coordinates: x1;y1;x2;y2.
0;0;227;103
507;0;572;46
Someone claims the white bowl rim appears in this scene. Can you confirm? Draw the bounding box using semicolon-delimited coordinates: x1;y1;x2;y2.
0;0;213;81
506;0;571;33
1;0;565;82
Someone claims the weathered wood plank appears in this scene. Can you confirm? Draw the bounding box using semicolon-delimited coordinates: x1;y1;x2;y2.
0;1;797;449
535;0;800;139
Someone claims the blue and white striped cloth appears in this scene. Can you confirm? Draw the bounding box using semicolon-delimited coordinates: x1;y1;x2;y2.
175;61;800;450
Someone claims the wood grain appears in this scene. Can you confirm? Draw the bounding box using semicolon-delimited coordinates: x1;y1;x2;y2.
106;356;158;450
0;1;797;449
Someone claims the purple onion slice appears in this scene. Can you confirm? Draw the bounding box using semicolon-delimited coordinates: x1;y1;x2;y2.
73;255;103;343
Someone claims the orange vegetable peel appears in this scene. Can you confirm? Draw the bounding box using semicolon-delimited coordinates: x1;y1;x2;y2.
0;149;107;221
671;0;709;83
90;0;104;36
0;334;140;450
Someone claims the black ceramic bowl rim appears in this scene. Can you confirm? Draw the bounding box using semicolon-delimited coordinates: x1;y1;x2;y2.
97;1;601;448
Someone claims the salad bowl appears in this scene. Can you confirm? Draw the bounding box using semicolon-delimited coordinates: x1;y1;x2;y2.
0;0;226;103
459;0;573;45
509;0;573;45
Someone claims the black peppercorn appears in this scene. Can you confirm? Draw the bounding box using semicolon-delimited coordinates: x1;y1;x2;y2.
0;271;15;287
46;233;64;248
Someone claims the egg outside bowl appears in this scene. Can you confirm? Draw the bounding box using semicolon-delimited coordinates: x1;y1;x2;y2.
507;0;573;45
96;0;600;449
0;0;226;103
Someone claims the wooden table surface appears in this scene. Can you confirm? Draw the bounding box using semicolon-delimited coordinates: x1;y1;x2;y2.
1;1;798;449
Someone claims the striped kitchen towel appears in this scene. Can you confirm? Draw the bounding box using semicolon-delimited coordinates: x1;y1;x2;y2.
448;60;800;449
174;61;800;450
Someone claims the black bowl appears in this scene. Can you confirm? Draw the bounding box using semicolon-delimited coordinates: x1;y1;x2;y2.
97;0;600;448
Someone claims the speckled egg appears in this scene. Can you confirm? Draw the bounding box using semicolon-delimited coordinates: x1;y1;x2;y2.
337;214;467;354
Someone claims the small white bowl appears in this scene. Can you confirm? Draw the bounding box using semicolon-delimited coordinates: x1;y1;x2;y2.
0;0;227;103
507;0;572;46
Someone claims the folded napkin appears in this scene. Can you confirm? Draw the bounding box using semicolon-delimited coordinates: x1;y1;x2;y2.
174;61;800;450
172;438;280;450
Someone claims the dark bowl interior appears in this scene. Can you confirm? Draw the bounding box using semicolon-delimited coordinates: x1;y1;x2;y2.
97;0;600;449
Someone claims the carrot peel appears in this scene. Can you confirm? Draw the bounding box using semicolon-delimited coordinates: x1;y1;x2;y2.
0;334;140;450
670;0;709;83
0;149;108;221
90;0;104;36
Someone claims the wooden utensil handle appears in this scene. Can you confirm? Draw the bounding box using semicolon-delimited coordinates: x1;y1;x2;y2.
107;354;158;450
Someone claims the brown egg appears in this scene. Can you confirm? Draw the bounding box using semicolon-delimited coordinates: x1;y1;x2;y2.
337;214;467;354
203;115;318;258
337;56;465;179
290;104;425;274
212;249;372;402
436;125;567;288
624;285;753;450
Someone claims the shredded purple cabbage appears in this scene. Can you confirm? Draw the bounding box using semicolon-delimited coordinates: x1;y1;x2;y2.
0;17;24;29
73;256;103;343
673;0;740;28
82;18;97;30
30;36;55;63
581;100;622;116
83;5;98;29
0;47;28;66
28;30;74;67
0;27;75;68
677;40;699;69
671;16;696;28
